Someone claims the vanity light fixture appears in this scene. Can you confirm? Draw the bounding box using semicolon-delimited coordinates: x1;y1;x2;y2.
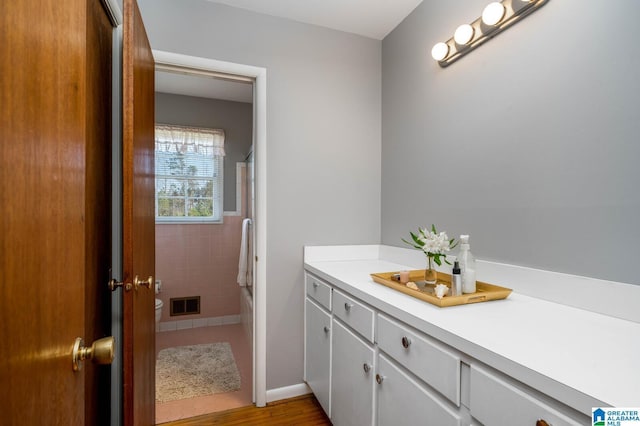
431;0;549;67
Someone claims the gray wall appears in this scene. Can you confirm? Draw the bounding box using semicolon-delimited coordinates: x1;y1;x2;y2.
138;0;382;389
382;0;640;285
155;92;253;212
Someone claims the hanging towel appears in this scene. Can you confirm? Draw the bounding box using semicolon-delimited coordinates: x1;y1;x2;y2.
237;218;252;286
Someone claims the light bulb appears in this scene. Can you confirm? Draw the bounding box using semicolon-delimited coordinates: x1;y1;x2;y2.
482;2;506;26
454;24;475;45
431;42;449;61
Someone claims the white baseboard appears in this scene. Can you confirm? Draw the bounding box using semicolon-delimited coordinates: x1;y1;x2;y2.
265;383;311;403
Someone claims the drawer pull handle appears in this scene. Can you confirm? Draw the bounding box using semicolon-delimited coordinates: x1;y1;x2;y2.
363;363;371;373
401;336;411;348
375;374;384;384
323;326;330;333
536;420;551;426
312;282;319;288
344;302;353;311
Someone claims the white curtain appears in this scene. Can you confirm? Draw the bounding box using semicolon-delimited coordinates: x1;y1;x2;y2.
155;124;225;157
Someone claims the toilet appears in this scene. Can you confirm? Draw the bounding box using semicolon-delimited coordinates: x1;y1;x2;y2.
155;280;163;324
155;298;163;324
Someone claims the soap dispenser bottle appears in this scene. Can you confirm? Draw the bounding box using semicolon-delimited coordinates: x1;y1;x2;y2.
458;235;476;293
451;261;462;296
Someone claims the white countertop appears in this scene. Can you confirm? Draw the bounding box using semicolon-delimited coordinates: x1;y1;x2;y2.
304;248;640;416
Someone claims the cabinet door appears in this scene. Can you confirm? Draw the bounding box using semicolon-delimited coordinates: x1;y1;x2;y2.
304;298;332;416
377;354;462;426
331;319;375;426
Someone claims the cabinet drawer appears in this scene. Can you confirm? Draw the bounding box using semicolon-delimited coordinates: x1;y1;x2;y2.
333;289;374;342
306;274;332;311
470;365;585;426
377;314;460;406
377;354;462;426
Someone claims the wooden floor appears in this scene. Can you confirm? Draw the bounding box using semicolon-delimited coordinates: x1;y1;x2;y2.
157;394;331;426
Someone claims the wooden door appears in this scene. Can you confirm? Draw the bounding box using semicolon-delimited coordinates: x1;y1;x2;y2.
0;0;114;424
122;0;156;424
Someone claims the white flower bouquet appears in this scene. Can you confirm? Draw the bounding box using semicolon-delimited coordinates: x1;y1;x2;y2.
403;224;456;267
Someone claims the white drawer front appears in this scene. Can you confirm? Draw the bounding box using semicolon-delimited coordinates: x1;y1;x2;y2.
377;313;460;406
377;354;462;426
470;365;585;426
333;289;374;342
306;274;332;311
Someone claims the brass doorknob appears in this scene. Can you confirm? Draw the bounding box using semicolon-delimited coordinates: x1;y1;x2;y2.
134;275;153;290
72;336;115;371
108;278;132;292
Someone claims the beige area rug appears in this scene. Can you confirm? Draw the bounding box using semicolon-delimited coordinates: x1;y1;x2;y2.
156;342;241;403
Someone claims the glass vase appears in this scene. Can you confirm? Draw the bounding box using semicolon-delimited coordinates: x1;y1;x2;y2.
424;256;437;285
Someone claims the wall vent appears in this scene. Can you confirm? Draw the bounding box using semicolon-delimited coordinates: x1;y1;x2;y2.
170;296;200;316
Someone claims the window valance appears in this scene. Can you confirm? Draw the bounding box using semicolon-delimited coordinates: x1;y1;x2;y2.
155;124;225;157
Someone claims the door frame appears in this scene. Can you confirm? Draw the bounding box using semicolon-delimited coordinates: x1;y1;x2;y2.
152;50;268;407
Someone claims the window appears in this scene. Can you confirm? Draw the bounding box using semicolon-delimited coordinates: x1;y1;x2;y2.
155;124;225;223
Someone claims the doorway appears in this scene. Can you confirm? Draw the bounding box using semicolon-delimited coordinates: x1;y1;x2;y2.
151;51;267;422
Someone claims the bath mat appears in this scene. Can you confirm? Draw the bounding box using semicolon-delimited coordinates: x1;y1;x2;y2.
156;342;241;403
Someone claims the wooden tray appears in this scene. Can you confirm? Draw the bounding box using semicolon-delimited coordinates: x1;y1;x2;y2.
370;270;512;308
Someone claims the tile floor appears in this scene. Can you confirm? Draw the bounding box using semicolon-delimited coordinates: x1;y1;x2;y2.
155;323;253;424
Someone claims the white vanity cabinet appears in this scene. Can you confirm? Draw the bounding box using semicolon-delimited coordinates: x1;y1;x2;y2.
302;248;621;426
305;272;464;425
331;319;375;426
303;267;594;426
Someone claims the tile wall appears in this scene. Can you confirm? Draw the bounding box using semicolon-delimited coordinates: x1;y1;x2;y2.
155;165;246;326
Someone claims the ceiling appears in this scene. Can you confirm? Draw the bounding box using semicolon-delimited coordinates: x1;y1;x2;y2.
155;1;423;102
206;0;424;40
